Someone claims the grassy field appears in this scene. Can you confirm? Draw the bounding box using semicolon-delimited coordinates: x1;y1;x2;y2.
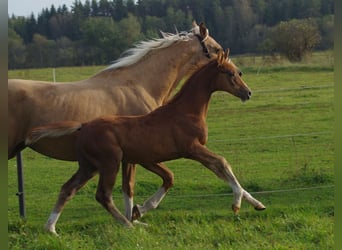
8;52;334;249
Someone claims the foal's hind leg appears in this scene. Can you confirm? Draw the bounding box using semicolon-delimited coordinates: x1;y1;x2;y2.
95;160;133;228
121;161;137;221
45;167;96;235
132;163;174;221
188;144;265;214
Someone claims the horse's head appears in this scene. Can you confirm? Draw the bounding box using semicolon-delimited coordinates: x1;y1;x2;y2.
160;21;223;60
215;49;252;102
191;21;223;59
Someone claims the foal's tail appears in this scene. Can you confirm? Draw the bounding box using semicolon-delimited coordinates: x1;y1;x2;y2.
25;121;82;145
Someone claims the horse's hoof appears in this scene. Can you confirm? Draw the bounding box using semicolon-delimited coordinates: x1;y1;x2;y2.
232;204;240;214
132;205;141;221
254;204;266;211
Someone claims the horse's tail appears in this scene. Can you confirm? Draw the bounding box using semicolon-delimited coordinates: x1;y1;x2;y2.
25;121;82;145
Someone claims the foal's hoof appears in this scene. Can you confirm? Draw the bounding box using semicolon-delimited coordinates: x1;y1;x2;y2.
254;203;266;211
45;227;59;237
132;205;141;221
232;204;240;214
133;220;149;227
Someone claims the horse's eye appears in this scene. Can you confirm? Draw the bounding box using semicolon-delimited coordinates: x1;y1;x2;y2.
239;71;243;77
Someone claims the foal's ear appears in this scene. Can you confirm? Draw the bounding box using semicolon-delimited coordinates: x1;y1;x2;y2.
199;22;208;39
217;50;225;66
225;48;230;60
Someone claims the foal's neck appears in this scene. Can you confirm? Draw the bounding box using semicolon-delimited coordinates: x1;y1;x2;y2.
167;61;218;118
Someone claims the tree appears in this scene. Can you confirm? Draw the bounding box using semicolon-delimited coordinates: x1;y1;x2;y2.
8;28;26;69
118;13;142;48
49;13;74;40
164;7;191;32
268;18;321;61
112;0;128;21
317;15;334;50
55;36;76;66
144;15;166;38
80;17;120;64
7;0;335;69
25;34;57;67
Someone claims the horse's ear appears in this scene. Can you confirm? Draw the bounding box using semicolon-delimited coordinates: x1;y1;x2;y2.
199;22;208;39
192;20;198;28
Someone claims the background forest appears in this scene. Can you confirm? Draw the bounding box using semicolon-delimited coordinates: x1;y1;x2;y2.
8;0;334;69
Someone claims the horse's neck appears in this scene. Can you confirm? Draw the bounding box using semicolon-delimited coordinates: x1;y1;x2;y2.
168;62;218;118
94;38;201;106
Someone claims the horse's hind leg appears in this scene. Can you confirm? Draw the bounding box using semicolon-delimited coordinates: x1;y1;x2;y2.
132;163;174;221
95;160;133;228
45;166;96;235
121;161;136;221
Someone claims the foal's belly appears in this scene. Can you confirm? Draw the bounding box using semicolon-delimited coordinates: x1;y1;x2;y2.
120;134;181;164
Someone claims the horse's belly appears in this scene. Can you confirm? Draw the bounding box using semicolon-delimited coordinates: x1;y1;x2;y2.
29;135;78;161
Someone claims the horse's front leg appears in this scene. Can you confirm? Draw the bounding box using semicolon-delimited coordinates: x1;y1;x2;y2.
132;162;174;221
188;143;265;214
121;161;136;221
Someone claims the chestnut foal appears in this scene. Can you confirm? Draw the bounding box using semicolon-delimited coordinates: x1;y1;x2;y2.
26;50;265;234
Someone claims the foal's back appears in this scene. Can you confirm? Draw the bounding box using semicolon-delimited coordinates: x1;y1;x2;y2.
78;106;204;165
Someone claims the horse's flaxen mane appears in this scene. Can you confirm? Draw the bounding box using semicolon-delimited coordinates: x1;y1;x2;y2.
104;28;200;71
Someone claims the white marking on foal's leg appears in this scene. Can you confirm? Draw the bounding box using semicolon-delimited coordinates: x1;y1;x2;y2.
226;182;244;214
123;192;133;221
242;189;266;210
45;212;61;235
135;187;166;216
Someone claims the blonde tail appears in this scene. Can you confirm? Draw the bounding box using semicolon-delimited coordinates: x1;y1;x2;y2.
25;121;82;145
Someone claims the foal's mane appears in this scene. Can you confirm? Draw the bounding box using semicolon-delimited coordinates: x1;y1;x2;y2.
104;29;199;71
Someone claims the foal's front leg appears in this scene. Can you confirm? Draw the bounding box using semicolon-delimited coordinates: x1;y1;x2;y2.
188;144;265;213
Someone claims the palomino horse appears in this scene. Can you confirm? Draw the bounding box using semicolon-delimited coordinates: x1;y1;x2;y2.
9;22;223;220
26;49;266;234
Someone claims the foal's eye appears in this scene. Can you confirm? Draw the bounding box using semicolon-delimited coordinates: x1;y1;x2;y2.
228;71;234;77
239;71;243;77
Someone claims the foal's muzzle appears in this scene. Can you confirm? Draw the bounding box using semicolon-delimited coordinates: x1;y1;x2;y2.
240;90;252;102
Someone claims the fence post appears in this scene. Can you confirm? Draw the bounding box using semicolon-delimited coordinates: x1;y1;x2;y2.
16;152;26;218
53;68;56;83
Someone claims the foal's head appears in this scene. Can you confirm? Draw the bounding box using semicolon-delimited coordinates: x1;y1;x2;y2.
214;49;252;102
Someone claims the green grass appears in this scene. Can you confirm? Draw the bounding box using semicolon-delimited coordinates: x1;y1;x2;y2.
8;52;334;249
